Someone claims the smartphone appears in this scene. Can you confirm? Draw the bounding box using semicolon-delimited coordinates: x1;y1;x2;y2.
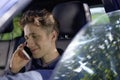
22;46;32;59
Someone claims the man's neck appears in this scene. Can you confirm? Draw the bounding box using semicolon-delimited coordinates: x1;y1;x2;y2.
41;49;60;65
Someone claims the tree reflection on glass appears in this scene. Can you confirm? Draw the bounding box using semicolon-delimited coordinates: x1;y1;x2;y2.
50;10;120;80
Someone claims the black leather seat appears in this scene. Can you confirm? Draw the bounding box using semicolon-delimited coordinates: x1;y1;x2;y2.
52;1;91;51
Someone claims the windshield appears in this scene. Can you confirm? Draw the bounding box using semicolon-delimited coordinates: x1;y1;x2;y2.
50;10;120;80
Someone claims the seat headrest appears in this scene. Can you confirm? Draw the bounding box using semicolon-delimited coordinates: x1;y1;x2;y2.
52;1;88;39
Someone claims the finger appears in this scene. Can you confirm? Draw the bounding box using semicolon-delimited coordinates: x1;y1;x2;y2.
18;50;30;60
18;44;24;50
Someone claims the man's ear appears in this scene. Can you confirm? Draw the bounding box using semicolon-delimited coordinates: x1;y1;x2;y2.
51;30;57;41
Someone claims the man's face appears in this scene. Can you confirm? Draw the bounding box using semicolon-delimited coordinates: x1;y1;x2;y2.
24;23;53;59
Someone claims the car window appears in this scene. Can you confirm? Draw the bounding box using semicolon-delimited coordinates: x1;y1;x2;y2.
50;10;120;80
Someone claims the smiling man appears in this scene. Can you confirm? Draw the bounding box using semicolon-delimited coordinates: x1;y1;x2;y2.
6;9;61;79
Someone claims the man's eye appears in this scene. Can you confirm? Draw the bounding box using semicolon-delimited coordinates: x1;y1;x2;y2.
32;35;38;38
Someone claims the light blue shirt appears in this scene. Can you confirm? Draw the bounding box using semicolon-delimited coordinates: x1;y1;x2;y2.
0;71;43;80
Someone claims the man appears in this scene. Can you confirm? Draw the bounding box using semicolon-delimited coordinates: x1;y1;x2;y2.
6;9;61;79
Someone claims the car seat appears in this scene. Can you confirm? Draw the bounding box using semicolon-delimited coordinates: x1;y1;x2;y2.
0;0;32;75
52;1;91;51
0;20;24;75
0;40;15;75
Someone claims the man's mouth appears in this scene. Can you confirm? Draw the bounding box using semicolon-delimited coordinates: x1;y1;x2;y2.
31;48;38;53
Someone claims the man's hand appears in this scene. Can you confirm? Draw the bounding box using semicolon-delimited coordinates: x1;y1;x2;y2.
10;44;31;73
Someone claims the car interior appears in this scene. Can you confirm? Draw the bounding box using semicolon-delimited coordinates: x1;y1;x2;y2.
0;0;120;79
52;1;91;51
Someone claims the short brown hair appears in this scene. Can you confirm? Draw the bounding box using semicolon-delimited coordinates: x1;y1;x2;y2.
20;9;59;35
